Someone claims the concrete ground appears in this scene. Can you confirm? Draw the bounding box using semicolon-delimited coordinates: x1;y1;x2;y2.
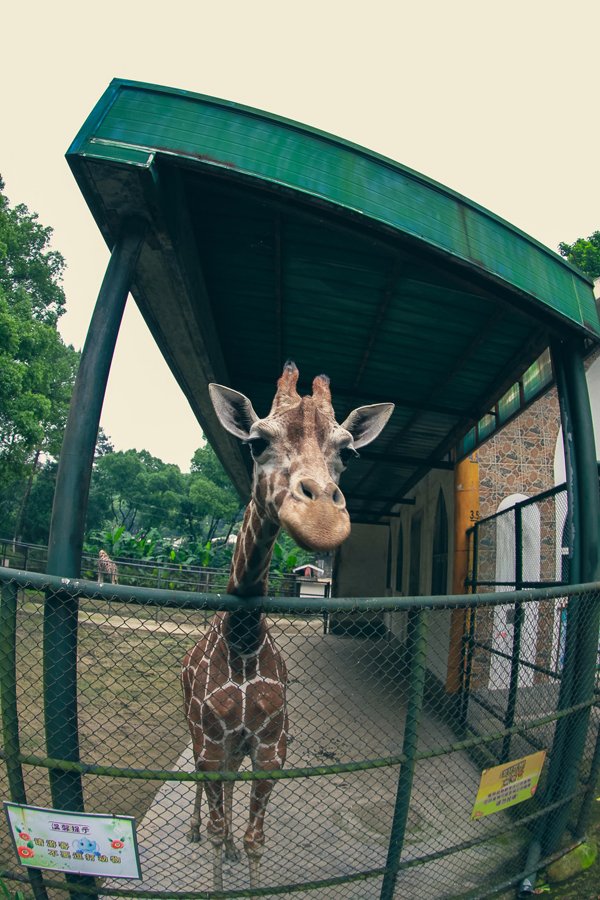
113;620;522;899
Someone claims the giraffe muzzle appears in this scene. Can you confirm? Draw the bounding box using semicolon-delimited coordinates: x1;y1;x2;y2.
279;476;351;551
293;477;346;508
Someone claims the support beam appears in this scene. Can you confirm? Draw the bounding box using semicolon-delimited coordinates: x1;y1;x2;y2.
534;339;600;860
47;223;146;576
43;223;145;900
446;452;479;694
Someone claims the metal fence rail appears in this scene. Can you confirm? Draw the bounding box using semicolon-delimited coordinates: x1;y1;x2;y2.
0;539;298;596
1;568;599;899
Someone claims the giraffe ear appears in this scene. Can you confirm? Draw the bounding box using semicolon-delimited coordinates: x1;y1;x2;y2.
209;384;259;440
341;403;394;449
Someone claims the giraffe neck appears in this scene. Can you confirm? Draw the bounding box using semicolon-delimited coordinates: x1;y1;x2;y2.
224;500;280;654
228;501;280;596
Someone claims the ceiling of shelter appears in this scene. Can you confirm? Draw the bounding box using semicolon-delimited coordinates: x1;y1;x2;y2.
67;80;599;524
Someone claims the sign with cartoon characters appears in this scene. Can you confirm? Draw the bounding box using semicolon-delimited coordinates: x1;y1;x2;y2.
4;802;141;878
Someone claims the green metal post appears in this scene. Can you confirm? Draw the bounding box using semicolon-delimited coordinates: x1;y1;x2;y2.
47;222;145;576
380;608;428;900
0;582;48;900
43;224;145;899
520;341;587;896
458;524;478;733
575;717;600;839
537;345;582;800
502;504;524;762
540;340;600;855
471;521;479;592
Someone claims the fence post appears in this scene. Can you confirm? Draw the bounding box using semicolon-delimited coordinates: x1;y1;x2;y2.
501;503;524;761
0;580;48;900
458;522;478;734
380;608;428;900
575;718;600;839
43;223;145;900
537;340;600;856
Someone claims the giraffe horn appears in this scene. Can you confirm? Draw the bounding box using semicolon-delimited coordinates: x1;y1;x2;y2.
312;373;333;412
271;361;300;411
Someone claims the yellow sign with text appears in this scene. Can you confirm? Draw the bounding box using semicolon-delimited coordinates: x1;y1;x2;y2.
471;750;547;819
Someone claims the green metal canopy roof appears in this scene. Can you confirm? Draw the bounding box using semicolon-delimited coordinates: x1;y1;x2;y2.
67;79;599;520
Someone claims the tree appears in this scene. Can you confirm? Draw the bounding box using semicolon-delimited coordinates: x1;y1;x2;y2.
0;178;79;540
88;448;186;536
558;231;600;280
0;179;66;325
185;445;242;543
19;460;58;545
85;444;242;567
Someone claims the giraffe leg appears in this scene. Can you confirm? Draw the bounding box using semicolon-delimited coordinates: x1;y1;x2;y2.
188;783;203;843
204;779;226;891
223;780;240;863
244;736;287;888
243;776;275;888
222;751;244;864
242;708;288;888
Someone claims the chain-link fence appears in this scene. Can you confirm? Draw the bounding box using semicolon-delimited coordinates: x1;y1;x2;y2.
467;485;571;594
1;568;599;899
465;484;599;689
0;539;298;596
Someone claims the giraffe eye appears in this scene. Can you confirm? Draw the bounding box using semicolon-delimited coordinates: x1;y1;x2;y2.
248;437;270;459
340;446;359;465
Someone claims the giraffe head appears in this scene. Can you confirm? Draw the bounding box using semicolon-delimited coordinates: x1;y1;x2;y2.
209;362;394;552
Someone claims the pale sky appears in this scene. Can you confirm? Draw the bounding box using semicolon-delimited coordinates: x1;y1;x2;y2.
3;0;599;471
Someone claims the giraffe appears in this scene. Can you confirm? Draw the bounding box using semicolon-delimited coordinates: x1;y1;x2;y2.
97;549;119;585
181;362;393;889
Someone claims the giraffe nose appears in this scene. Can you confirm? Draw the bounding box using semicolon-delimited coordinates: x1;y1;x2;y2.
292;477;346;509
283;475;350;550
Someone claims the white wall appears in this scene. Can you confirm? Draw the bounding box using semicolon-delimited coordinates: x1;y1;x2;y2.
385;468;455;681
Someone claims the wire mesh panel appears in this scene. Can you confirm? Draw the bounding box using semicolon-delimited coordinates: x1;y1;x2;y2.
466;487;574;698
1;572;599;900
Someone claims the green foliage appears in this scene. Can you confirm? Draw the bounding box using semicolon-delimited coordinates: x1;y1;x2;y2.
558;230;600;279
0;178;79;539
185;445;242;541
19;459;57;544
85;444;243;566
87;448;186;535
0;178;66;324
0;274;79;479
0;876;25;900
85;525;163;560
271;532;312;575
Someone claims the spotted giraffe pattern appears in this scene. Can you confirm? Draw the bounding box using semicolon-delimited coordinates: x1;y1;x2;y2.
181;362;394;890
97;549;118;585
181;612;288;854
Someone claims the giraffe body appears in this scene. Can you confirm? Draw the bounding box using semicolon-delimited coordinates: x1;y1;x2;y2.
182;362;393;889
182;608;288;881
97;549;118;585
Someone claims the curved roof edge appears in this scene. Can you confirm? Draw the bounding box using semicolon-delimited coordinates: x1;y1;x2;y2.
67;78;599;340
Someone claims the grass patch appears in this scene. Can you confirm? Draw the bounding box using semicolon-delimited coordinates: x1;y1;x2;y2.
1;591;202;872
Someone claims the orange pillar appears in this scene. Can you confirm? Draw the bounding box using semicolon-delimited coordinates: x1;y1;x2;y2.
445;453;479;693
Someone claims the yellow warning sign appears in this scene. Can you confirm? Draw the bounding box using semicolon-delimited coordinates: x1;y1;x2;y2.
471;750;546;819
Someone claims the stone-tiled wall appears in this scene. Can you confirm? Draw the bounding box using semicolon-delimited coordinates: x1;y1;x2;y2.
472;388;562;688
477;389;561;520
